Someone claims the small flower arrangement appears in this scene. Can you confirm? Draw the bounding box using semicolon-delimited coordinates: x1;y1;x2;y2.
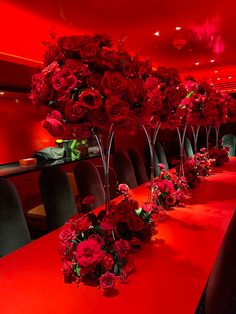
58;184;156;293
183;158;201;188
209;142;230;166
193;148;215;177
152;163;189;209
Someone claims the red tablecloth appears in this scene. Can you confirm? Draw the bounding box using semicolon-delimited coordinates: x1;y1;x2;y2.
1;159;236;314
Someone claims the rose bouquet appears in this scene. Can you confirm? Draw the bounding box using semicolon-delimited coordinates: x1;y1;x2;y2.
152;164;189;209
58;184;156;293
183;158;201;188
209;141;230;166
193;148;215;177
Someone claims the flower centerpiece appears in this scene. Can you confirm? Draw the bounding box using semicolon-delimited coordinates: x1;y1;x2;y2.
58;184;157;293
152;163;189;209
193;148;215;177
209;141;230;166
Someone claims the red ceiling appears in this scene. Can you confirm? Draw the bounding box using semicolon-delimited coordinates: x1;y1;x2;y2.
1;0;236;82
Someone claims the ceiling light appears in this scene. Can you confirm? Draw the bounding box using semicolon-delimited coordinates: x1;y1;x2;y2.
175;26;182;31
154;31;160;36
210;59;215;63
228;76;232;79
195;62;200;66
0;92;5;95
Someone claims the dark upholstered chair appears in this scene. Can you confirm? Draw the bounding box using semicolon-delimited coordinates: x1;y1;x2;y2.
184;137;194;157
128;148;148;185
113;151;138;189
196;209;236;313
0;178;31;257
222;134;236;157
155;142;169;170
74;160;105;210
144;145;160;178
39;166;77;230
96;166;118;200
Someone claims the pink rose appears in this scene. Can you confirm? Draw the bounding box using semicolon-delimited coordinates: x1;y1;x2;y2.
105;97;129;123
99;272;116;291
118;183;129;194
114;239;130;259
102;71;127;97
52;69;77;94
158;163;166;172
75;239;104;267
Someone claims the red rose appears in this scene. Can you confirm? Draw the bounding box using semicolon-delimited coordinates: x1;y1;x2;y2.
57;36;81;51
64;59;90;77
88;234;105;246
102;71;127;97
41;114;64;137
99;272;116;291
128;214;144;232
128;199;139;211
52;69;77;94
44;44;62;66
64;100;87;121
67;214;91;232
31;72;53;103
105;97;129;123
102;253;114;271
86;73;103;90
75;239;104;268
114;239;130;259
79;41;100;62
59;227;76;243
114;201;133;222
79;89;103;110
61;259;74;283
126;78;143;103
144;76;159;91
91;107;109;129
129;237;142;252
70;123;92;140
118;183;129;194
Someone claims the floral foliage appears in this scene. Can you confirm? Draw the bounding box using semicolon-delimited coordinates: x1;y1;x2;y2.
58;184;156;293
152;164;189;209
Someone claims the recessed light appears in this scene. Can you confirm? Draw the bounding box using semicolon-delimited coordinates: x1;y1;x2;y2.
154;31;160;36
210;59;215;63
195;62;200;66
175;26;182;31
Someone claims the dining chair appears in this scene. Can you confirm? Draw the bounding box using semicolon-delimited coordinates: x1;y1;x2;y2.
39;166;77;230
74;160;105;210
0;178;31;257
184;137;194;157
195;209;236;314
155;142;169;170
144;145;161;178
96;165;118;200
222;134;236;157
112;150;138;189
128;148;148;185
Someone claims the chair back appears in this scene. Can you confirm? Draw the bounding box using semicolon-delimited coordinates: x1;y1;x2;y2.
144;145;160;178
96;166;118;200
184;137;194;157
222;134;236;157
203;209;236;313
0;178;31;257
113;151;138;189
128;148;148;185
74;160;105;210
155;142;169;170
39;166;77;230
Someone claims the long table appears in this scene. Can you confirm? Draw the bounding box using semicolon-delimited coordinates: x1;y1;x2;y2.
1;159;236;314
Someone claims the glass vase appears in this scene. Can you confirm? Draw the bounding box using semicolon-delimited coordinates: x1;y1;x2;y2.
92;124;114;216
191;125;200;154
142;123;161;203
215;125;220;149
205;125;211;153
176;123;187;177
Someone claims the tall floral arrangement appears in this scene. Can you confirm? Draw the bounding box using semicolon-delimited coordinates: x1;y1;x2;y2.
31;34;150;139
